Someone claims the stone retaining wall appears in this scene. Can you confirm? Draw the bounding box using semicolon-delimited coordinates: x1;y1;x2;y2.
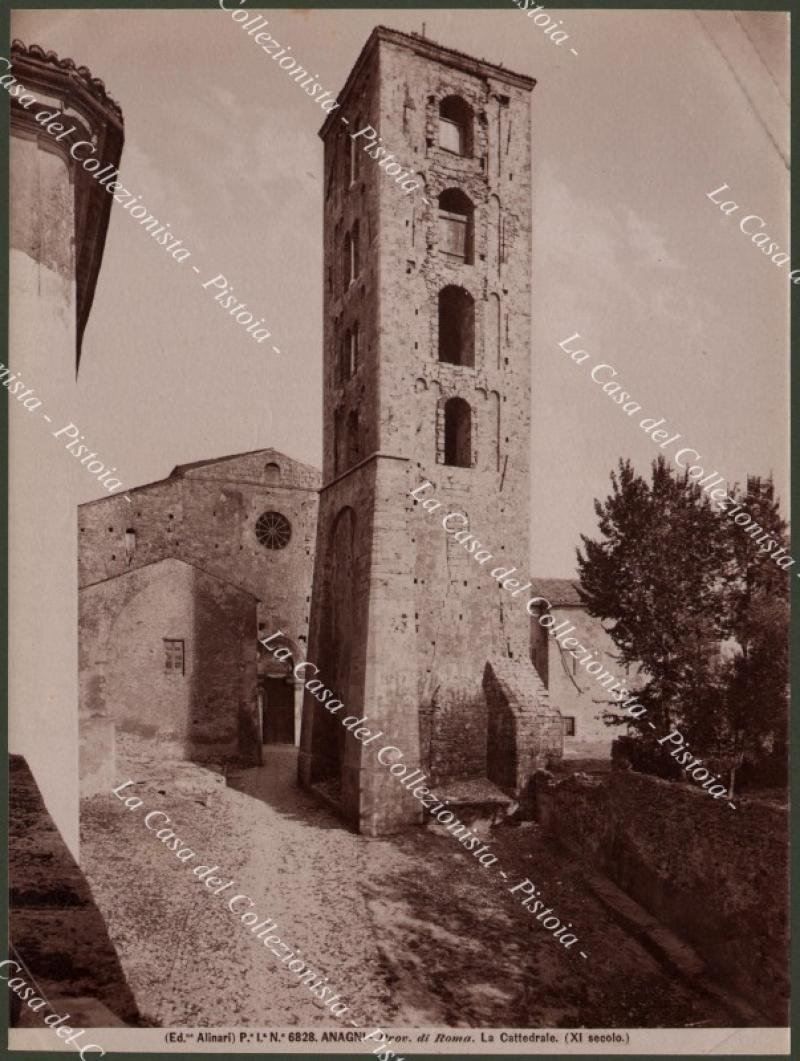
537;769;788;1023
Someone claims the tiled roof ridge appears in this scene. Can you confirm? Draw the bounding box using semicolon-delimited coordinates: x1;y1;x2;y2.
172;446;321;481
529;577;584;606
11;39;123;120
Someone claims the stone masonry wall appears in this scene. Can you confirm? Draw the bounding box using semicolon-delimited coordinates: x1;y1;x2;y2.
78;449;318;664
378;34;535;780
80;559;258;767
426;685;488;783
484;657;562;795
537;769;789;1023
321;68;380;481
300;457;423;836
306;29;545;830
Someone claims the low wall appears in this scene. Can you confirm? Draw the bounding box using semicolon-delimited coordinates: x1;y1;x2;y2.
537;769;788;1024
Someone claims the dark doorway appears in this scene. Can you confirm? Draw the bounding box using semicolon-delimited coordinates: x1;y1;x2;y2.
261;676;295;744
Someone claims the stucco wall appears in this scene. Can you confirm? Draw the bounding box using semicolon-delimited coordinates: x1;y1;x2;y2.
9;116;81;859
9;42;123;862
531;604;633;757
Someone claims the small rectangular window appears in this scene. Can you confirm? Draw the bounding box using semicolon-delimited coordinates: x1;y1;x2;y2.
563;717;576;737
164;639;185;675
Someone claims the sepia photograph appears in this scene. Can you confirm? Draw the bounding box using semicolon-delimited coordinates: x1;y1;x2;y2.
4;3;791;1057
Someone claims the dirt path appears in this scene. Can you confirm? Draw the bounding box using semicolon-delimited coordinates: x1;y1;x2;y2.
81;748;735;1029
82;748;396;1028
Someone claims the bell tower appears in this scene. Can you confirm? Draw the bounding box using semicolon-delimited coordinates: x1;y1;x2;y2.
299;27;547;834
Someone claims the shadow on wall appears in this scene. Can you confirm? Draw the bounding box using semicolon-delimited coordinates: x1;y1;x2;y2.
9;756;140;1027
188;571;260;765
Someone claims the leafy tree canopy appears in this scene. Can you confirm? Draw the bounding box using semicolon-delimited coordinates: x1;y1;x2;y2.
577;459;789;792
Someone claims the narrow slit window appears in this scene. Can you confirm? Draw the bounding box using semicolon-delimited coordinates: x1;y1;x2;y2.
349;322;359;377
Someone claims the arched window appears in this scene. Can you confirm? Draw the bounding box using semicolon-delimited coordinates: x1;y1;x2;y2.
438;189;474;262
439;96;472;156
443;397;472;468
438;286;475;367
264;462;281;484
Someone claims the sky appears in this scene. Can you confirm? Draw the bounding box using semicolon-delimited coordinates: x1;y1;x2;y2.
13;7;790;575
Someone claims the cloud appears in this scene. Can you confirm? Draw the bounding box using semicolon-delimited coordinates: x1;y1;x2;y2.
535;161;721;345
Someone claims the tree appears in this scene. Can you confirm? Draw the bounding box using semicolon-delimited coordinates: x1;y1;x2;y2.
577;462;789;793
577;457;730;736
698;476;790;793
709;589;788;794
